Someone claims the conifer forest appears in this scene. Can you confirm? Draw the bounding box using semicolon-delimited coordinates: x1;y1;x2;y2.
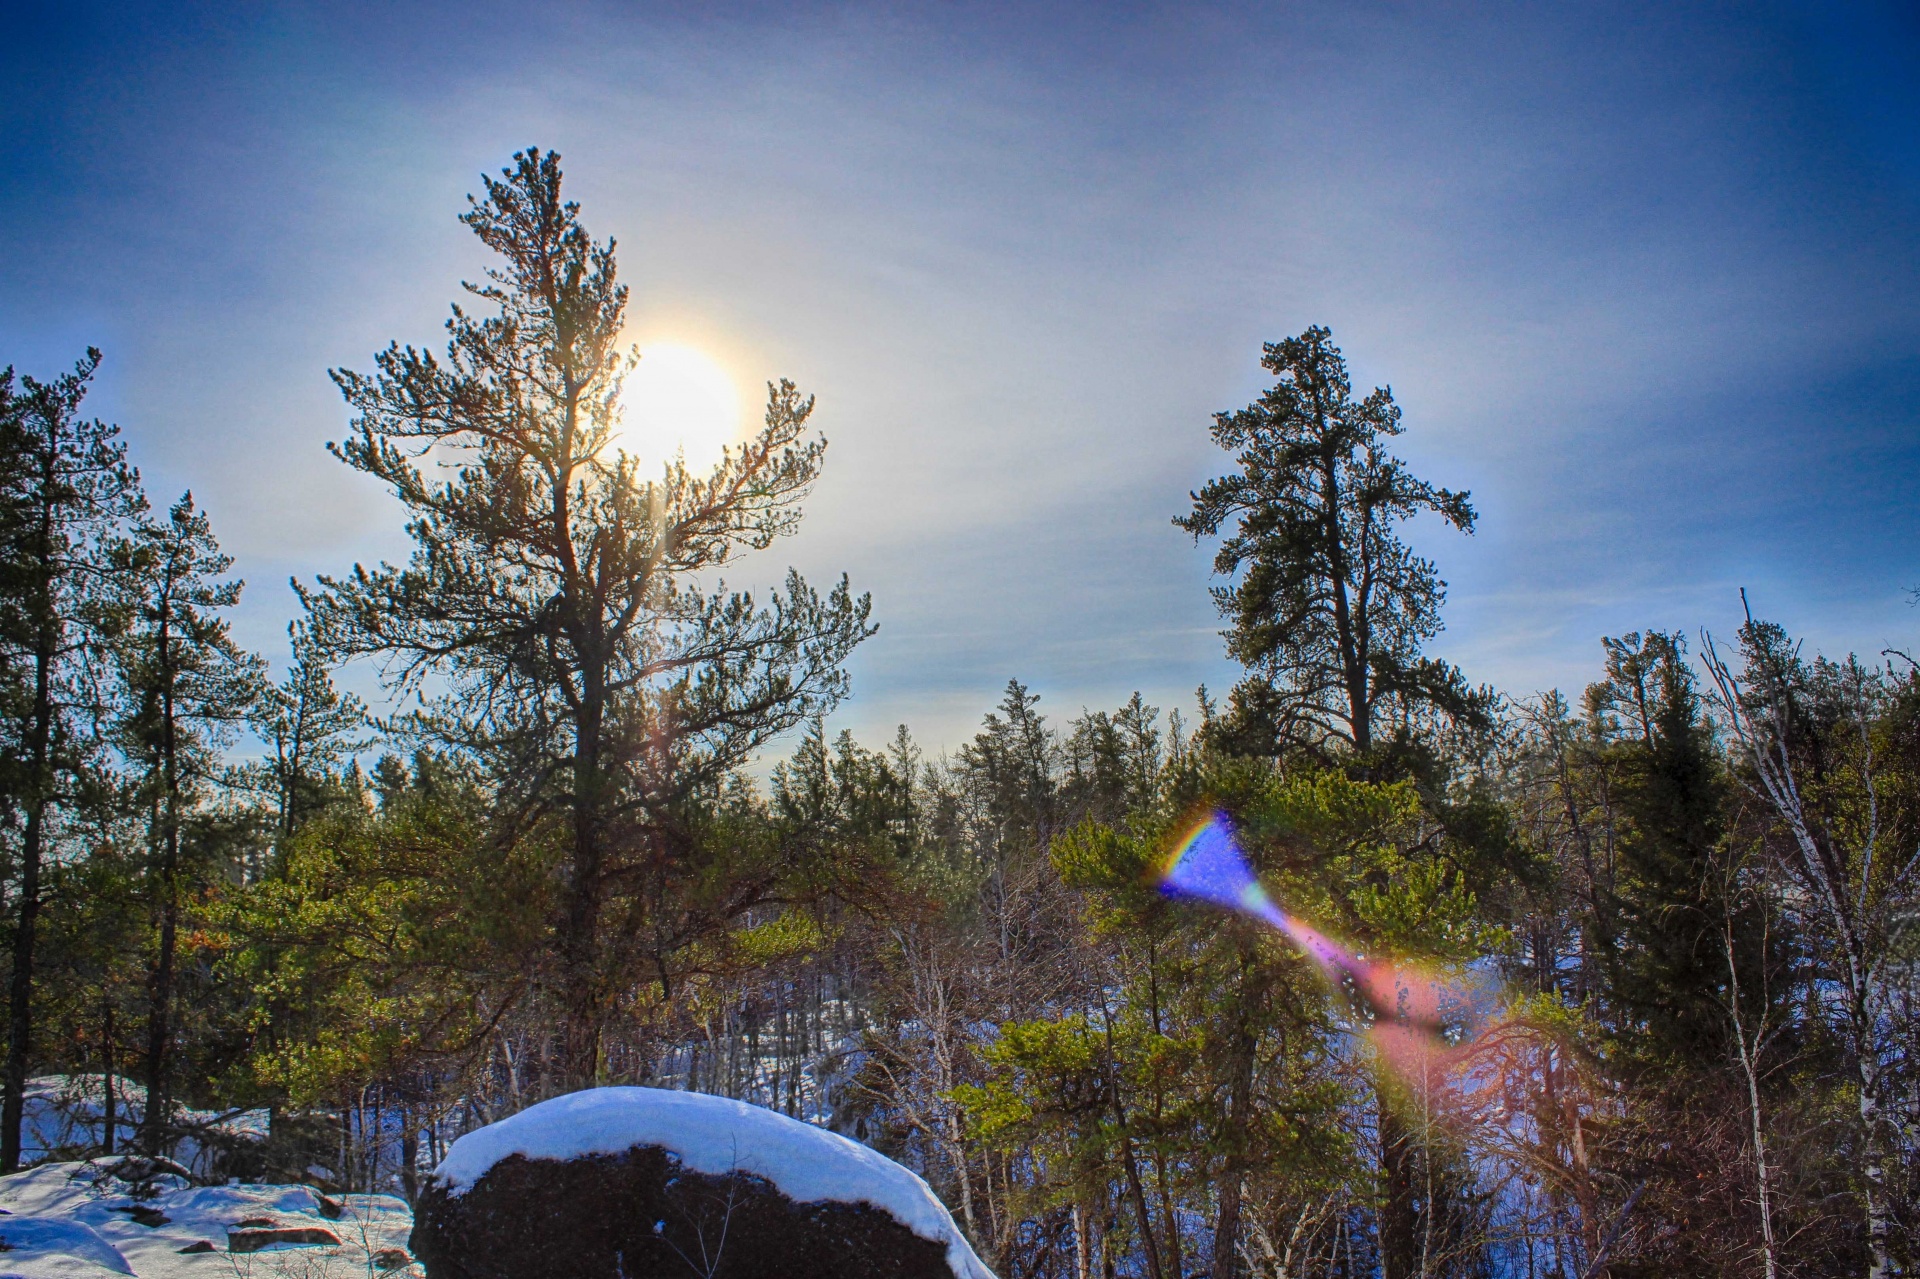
4;148;1919;1279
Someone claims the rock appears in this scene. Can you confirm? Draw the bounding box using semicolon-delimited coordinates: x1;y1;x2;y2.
411;1088;993;1279
373;1247;414;1270
413;1146;957;1279
178;1239;218;1253
110;1204;170;1227
228;1224;343;1252
316;1193;345;1219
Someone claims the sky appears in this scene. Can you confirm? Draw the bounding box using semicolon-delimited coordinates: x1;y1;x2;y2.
3;0;1919;756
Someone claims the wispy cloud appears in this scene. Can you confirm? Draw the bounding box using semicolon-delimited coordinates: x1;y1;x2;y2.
3;0;1915;751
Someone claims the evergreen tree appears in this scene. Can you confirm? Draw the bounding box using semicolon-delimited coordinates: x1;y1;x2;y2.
1176;327;1483;757
0;351;145;1171
111;493;264;1152
769;721;918;873
250;620;368;851
304;149;872;1088
1177;329;1498;1279
216;750;543;1121
1061;692;1163;827
1586;632;1749;1065
955;680;1060;960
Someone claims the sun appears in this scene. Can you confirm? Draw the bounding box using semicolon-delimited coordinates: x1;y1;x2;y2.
617;343;744;475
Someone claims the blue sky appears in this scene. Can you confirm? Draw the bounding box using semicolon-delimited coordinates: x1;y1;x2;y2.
4;1;1918;753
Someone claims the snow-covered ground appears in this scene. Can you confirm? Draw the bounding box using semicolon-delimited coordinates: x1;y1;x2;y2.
435;1086;995;1279
18;1078;269;1182
0;1161;415;1279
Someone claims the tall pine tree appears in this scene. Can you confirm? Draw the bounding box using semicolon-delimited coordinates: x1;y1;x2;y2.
1586;631;1750;1065
304;149;872;1088
1177;327;1483;758
0;351;145;1171
111;493;263;1152
1177;328;1491;1279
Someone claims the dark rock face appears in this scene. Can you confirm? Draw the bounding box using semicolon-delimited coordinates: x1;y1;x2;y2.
410;1144;961;1279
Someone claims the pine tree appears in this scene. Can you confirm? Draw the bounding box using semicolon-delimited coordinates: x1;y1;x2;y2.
0;351;145;1171
956;680;1060;960
1176;327;1483;757
303;149;873;1088
250;620;368;851
1586;632;1747;1065
110;493;264;1152
1062;693;1162;827
1177;329;1497;1278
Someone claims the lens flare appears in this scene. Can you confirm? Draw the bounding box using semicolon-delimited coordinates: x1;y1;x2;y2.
1157;814;1492;1081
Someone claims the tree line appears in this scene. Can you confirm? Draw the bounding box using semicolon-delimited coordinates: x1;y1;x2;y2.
3;149;1917;1279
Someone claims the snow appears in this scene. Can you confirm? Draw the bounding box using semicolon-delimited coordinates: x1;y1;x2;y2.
19;1079;268;1180
0;1217;133;1276
0;1162;415;1279
434;1087;996;1279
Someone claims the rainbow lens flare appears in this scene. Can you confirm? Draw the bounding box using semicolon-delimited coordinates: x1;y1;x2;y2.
1157;814;1485;1059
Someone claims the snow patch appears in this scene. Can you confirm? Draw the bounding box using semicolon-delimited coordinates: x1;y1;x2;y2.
19;1078;267;1180
0;1162;414;1279
434;1087;994;1279
0;1216;133;1276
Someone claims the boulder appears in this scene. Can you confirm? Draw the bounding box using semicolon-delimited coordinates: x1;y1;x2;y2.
410;1087;994;1279
227;1223;342;1252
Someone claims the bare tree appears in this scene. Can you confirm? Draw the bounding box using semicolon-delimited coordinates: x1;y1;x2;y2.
1701;619;1916;1278
1719;901;1779;1279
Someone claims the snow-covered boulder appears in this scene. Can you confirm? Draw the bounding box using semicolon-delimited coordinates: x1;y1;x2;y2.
411;1087;994;1279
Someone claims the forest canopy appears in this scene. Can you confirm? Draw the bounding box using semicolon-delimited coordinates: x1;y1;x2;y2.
2;149;1916;1279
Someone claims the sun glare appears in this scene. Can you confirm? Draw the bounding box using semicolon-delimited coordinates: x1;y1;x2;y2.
617;343;744;476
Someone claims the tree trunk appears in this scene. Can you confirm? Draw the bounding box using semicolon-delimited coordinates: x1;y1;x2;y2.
558;674;606;1091
143;814;181;1154
102;1001;116;1156
945;1110;978;1243
1;466;60;1174
1098;1006;1164;1279
142;605;179;1156
1211;955;1258;1279
1155;1150;1183;1278
1723;921;1778;1279
2;794;47;1172
400;1105;421;1203
1857;1030;1896;1279
1318;446;1369;752
1378;1093;1421;1279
